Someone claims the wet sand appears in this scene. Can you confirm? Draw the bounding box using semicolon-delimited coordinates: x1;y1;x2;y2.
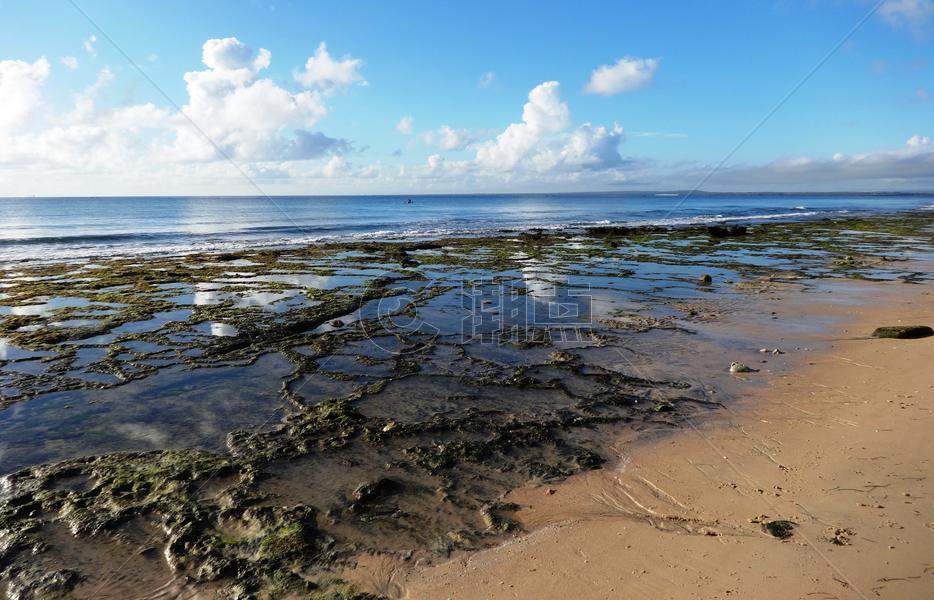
397;280;934;599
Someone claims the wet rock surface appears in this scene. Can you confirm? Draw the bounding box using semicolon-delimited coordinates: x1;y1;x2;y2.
0;213;932;598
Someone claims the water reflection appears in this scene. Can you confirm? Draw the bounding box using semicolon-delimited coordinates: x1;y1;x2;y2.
0;353;294;474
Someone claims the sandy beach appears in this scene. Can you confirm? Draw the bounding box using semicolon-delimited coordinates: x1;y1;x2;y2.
397;280;934;599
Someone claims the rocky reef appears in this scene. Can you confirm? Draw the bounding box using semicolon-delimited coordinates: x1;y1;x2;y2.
0;213;931;598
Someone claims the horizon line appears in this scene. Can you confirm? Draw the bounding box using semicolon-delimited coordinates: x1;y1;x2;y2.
1;190;933;200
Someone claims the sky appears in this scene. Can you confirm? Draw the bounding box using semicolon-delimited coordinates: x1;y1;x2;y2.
0;0;932;196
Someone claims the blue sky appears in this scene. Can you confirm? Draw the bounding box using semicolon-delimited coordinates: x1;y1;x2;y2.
0;0;932;195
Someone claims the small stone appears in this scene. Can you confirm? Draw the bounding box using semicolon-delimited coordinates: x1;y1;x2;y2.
730;361;758;373
698;274;713;285
330;319;345;328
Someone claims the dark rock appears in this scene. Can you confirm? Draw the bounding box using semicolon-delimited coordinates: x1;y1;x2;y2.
698;274;713;285
707;224;748;238
587;225;667;237
763;519;795;539
871;325;933;339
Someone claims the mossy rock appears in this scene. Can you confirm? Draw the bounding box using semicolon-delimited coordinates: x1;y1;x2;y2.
871;325;933;339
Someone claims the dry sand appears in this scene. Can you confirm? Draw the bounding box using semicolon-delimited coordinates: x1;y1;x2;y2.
388;281;934;599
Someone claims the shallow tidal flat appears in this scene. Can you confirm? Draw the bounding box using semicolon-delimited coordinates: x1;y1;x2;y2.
0;214;932;599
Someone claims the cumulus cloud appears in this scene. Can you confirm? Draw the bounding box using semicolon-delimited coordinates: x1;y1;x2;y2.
173;37;328;161
0;57;50;130
0;37;354;183
879;0;934;34
396;115;413;134
295;42;365;90
83;34;97;55
201;37;270;72
437;126;472;151
478;71;495;88
421;125;472;151
60;56;79;70
907;133;930;146
475;81;570;170
278;130;353;160
536;122;625;171
585;56;658;95
0;61;171;172
471;80;625;178
63;67;115;123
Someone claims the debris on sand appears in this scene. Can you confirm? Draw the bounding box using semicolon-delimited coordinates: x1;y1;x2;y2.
730;361;758;373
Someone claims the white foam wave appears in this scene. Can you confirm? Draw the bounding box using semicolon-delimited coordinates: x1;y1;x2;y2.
0;210;842;264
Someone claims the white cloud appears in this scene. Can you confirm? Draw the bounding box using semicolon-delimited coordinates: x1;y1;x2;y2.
295;42;365;90
478;71;495;88
437;126;472;151
174;37;329;161
83;34;97;55
62;67;115;123
536;122;625;171
465;81;626;178
60;56;79;70
420;125;472;151
585;56;658;96
396;115;413;134
0;37;353;184
906;133;930;146
201;37;270;72
879;0;934;34
475;81;571;170
0;57;50;130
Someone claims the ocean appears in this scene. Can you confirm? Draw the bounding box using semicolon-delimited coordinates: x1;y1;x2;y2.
1;192;931;263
